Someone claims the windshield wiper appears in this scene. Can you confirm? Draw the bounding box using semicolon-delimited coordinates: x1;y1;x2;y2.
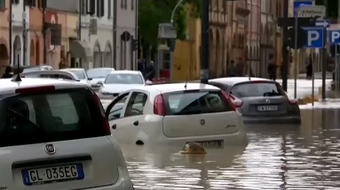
7;109;43;132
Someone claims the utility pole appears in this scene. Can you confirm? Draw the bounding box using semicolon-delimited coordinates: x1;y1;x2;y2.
43;4;46;64
200;0;209;84
282;0;289;91
22;3;27;66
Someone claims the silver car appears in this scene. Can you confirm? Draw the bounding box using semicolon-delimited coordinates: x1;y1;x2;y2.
87;68;115;90
209;77;301;124
60;68;92;85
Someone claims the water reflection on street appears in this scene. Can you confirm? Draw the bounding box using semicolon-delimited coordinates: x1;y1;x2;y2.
119;109;340;189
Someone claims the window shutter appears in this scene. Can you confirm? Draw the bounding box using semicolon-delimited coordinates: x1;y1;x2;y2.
96;0;100;17
108;0;111;18
100;0;104;16
89;0;95;15
0;0;5;8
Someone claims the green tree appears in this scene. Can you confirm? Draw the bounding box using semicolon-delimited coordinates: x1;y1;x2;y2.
138;0;201;56
315;0;337;18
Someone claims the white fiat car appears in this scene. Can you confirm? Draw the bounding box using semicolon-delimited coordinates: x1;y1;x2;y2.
0;78;133;190
105;83;248;147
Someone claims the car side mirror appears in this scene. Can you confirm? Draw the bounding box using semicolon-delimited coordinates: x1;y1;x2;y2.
146;80;153;85
97;81;103;86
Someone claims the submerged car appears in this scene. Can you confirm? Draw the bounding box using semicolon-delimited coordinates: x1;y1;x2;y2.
60;68;92;85
209;77;301;124
105;83;248;146
0;77;134;190
87;68;115;89
98;70;146;98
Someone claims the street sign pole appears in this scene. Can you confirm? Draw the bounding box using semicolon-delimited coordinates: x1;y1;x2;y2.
312;49;315;106
335;45;338;91
294;8;299;99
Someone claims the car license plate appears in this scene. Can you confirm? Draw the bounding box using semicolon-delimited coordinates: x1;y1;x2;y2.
257;105;278;111
195;140;223;147
22;164;84;185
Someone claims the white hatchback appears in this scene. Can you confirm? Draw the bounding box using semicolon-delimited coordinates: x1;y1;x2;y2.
105;83;248;147
0;78;133;190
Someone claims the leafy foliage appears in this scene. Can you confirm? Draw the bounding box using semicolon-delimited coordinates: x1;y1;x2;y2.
138;0;201;50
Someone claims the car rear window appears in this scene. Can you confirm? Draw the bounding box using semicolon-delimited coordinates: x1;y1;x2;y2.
230;82;286;98
162;90;233;115
0;88;106;147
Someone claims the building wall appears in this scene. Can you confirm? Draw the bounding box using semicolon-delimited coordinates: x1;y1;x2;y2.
80;0;114;69
11;0;30;67
0;0;10;73
115;0;137;70
44;10;59;68
29;1;44;66
247;0;261;76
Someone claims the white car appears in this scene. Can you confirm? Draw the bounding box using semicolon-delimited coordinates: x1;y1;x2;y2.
105;83;248;147
60;68;92;85
0;77;133;190
87;68;115;88
99;70;146;98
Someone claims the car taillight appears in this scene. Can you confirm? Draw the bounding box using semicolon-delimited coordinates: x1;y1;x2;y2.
221;91;237;111
92;92;111;135
15;86;55;94
229;94;243;107
154;94;166;116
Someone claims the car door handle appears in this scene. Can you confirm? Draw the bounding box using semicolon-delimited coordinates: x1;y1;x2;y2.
133;121;139;126
111;124;117;129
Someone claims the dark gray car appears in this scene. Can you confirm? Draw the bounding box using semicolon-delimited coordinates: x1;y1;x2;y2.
209;77;301;124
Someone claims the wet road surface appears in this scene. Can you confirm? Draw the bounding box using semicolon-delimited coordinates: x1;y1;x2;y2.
116;108;340;190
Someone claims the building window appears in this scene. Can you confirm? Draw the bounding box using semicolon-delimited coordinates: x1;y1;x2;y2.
108;0;111;18
0;0;5;8
81;0;87;15
121;0;127;9
89;0;95;16
131;0;134;10
12;0;19;4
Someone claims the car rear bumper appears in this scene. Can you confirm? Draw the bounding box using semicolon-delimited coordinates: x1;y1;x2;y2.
242;115;301;124
86;178;134;190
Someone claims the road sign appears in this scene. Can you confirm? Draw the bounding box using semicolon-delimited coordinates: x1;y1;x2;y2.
329;30;340;44
315;20;329;27
293;0;313;17
158;23;177;39
303;27;324;48
298;5;326;18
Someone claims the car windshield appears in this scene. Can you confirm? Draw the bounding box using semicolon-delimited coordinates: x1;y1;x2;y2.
87;69;112;78
23;67;41;73
105;73;143;84
230;82;285;98
162;90;233;115
69;70;86;79
0;88;107;148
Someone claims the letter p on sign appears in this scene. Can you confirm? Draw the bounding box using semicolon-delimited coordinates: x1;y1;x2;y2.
307;31;319;46
331;31;340;43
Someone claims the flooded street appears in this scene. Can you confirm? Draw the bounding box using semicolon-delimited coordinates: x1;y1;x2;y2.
118;108;340;189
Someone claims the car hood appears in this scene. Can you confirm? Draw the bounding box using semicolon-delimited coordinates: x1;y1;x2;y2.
101;84;144;93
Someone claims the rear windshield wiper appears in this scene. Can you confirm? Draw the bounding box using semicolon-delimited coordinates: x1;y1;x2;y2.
7;109;43;133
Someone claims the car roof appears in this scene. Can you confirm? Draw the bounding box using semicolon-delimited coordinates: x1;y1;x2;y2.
133;83;220;94
109;70;141;74
209;77;272;86
0;78;88;95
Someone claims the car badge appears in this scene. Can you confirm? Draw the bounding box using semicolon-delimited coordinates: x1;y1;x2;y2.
200;119;205;125
44;144;56;155
266;99;270;103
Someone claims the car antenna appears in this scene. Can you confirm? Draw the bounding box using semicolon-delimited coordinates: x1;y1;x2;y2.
184;78;188;89
11;63;21;82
